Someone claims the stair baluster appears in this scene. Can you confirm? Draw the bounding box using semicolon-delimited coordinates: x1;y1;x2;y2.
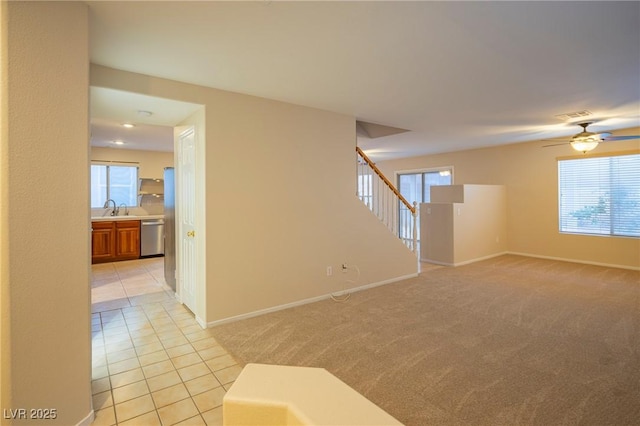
356;147;418;255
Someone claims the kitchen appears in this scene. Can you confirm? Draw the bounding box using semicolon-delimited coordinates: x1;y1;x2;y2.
89;87;203;293
89;147;174;280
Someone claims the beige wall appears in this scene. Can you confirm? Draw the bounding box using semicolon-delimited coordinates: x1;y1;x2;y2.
91;65;418;324
1;2;92;425
379;131;640;269
452;185;507;264
91;146;174;179
421;203;455;264
422;185;507;265
1;0;9;414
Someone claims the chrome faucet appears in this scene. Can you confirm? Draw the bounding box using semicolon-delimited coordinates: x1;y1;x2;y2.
103;199;117;216
118;203;129;216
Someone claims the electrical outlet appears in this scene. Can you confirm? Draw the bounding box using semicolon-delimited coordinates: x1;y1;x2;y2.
326;266;332;276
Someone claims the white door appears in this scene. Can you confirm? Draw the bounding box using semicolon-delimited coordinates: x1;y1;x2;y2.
176;127;197;312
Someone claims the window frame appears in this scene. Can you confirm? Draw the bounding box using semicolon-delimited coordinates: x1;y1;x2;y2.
557;151;640;239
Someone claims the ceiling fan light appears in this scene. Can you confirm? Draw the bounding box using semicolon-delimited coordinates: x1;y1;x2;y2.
570;137;599;153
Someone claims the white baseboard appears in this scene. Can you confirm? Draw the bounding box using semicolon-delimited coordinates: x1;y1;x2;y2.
205;273;419;328
76;410;94;426
420;258;452;266
453;252;510;267
195;315;207;329
422;251;639;271
421;252;509;267
348;273;419;293
507;251;640;271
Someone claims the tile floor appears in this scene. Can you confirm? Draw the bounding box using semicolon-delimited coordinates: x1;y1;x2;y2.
90;257;440;425
91;258;242;426
91;257;174;313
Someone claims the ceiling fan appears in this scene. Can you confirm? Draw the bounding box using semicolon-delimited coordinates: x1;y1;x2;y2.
543;122;640;153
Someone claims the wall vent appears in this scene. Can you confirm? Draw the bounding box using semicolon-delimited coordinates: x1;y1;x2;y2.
554;110;592;121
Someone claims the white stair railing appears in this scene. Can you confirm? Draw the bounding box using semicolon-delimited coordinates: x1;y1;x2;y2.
356;147;418;254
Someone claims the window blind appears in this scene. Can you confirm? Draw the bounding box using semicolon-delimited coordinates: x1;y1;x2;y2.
558;153;640;237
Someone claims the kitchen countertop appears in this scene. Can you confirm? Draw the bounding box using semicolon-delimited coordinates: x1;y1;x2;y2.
91;215;164;222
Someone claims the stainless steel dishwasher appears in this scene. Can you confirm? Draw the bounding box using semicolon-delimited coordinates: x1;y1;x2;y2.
140;218;164;257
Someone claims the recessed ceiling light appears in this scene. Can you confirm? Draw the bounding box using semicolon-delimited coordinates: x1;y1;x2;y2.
122;123;135;128
111;140;125;145
137;110;153;117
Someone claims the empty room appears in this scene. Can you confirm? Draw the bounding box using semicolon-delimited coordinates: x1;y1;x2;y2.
2;1;639;425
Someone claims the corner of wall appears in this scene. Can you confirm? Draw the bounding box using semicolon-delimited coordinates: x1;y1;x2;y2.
4;2;92;424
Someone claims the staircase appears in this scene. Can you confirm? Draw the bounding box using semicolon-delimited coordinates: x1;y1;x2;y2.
356;147;418;254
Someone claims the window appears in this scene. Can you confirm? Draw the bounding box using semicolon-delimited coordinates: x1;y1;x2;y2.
398;168;453;243
91;163;139;208
558;153;640;237
398;169;453;204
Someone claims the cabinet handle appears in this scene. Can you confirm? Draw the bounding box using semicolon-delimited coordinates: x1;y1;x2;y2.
187;231;195;238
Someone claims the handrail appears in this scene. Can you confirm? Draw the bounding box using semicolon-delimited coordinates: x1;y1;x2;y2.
356;147;416;214
356;146;419;257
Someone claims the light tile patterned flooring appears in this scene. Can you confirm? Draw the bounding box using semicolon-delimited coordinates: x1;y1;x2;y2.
91;258;241;426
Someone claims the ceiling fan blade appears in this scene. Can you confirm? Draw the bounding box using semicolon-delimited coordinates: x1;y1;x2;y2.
603;135;640;141
542;142;570;148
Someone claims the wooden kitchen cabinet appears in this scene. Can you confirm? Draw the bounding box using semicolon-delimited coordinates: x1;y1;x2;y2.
116;220;140;260
115;220;141;260
91;221;116;263
91;220;141;264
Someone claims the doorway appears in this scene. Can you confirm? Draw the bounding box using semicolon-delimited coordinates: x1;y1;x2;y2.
89;87;205;320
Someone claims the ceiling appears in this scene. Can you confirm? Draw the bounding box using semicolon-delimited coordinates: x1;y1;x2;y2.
88;1;640;161
90;87;202;151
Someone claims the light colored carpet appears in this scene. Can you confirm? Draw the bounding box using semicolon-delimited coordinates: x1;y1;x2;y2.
210;255;640;425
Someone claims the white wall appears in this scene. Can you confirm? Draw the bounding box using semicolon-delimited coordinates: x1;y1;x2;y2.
1;2;92;424
90;65;418;324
